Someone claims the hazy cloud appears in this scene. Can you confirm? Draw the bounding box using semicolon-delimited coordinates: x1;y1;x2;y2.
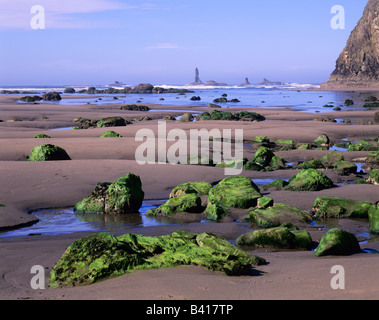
145;43;180;50
0;0;136;29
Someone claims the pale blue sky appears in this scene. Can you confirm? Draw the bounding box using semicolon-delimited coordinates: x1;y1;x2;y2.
0;0;368;86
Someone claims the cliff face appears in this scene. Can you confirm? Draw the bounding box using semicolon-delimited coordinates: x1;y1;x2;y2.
321;0;379;89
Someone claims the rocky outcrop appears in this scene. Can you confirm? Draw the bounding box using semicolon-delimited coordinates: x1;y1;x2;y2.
240;77;251;86
322;0;379;89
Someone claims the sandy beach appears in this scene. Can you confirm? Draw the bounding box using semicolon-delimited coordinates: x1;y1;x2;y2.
0;94;378;301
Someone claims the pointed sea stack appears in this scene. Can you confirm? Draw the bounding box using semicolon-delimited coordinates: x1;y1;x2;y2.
240;77;251;86
321;0;379;89
191;67;203;85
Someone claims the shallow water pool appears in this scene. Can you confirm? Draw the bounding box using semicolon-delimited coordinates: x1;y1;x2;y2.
0;200;179;238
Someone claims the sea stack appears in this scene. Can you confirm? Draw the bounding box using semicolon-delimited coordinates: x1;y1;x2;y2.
191;67;203;85
321;0;379;89
240;78;251;86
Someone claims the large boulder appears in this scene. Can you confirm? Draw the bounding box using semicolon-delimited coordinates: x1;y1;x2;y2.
236;224;312;250
285;169;334;191
28;144;71;161
207;176;261;209
43;92;62;101
49;230;266;287
314;228;362;256
312;196;374;219
74;173;144;214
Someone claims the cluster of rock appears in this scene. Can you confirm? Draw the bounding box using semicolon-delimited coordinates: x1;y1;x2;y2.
73;83;193;95
20;92;62;102
46;166;379;287
196;110;266;122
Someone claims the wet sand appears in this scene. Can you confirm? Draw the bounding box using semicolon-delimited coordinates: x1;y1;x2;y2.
0;95;378;300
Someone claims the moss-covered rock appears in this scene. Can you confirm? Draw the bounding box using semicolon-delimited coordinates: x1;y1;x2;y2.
320;151;344;169
312;196;374;219
34;134;51;139
252;146;275;167
285;169;334;191
236;224;312;250
100;130;123;138
367;151;379;167
259;179;289;191
245;203;313;228
367;169;379;184
207;176;261;209
257;196;274;208
314;228;362;256
196;110;265;122
169;181;212;198
298;159;325;170
49;230;266;287
313;134;330;146
97;117;130;128
74;173;144;214
146;194;203;216
204;203;230;221
368;205;379;234
28;144;71;161
335;160;357;175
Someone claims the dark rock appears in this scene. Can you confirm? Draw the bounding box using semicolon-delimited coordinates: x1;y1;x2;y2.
43;92;62;101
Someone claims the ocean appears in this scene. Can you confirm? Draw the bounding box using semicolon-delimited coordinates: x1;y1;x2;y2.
1;83;378;114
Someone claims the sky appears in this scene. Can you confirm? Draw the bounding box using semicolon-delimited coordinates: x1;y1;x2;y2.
0;0;369;86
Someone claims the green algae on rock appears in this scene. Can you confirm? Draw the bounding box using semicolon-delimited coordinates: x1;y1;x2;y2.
34;134;51;139
97;117;130;128
320;151;344;169
285;168;334;191
245;203;313;228
367;169;379;184
49;230;266;287
368;205;379;234
207;176;261;210
100;131;123;138
27;144;71;161
146;193;203;217
74;173;144;214
314;228;362;257
312;196;374;219
169;181;212;199
236;224;312;250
